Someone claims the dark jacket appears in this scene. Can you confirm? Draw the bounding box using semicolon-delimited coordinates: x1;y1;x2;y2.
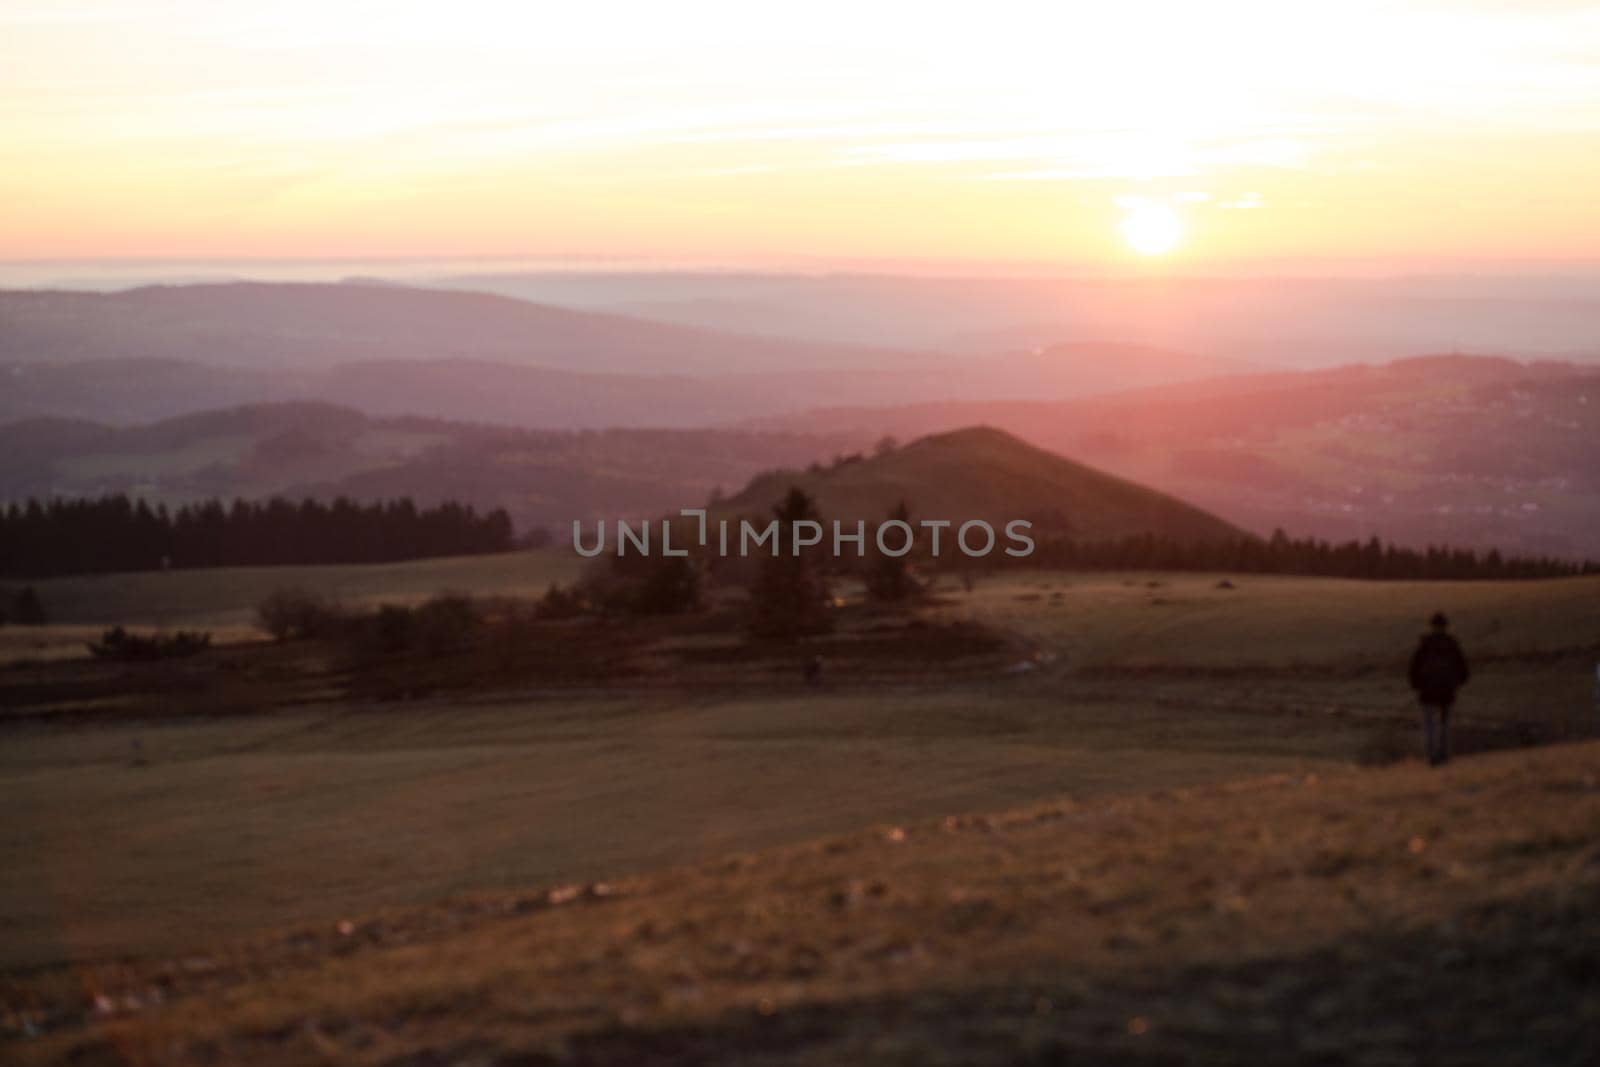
1409;631;1470;704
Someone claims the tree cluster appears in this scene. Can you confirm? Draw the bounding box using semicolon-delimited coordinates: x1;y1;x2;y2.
87;626;212;661
0;494;515;578
1024;529;1597;580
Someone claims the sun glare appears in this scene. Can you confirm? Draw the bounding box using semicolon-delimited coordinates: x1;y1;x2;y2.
1119;202;1184;256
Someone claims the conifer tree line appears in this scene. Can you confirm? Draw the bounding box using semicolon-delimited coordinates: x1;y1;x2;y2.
0;494;515;578
1025;529;1598;580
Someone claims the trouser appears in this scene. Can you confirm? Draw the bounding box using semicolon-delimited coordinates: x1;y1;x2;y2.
1421;702;1452;765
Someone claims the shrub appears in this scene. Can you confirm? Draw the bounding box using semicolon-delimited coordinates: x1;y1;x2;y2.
412;592;482;654
372;604;415;653
581;556;700;617
87;626;212;661
355;593;482;657
256;587;346;641
12;586;48;626
535;582;587;620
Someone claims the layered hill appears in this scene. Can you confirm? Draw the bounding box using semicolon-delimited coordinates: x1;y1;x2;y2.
718;426;1244;543
757;355;1600;557
0;284;1247;428
0;403;863;534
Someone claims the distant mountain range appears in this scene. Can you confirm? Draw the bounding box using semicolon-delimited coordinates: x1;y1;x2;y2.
0;283;1249;427
434;270;1600;364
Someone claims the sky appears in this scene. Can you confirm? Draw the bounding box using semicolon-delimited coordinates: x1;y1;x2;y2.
3;1;1600;271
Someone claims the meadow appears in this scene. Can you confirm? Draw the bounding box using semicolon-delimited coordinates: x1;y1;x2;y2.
1;549;586;664
3;556;1596;974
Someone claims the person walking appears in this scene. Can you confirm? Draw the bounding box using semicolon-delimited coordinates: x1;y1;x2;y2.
1408;612;1470;766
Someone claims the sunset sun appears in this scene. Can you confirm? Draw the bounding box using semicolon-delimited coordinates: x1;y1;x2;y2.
1119;202;1184;256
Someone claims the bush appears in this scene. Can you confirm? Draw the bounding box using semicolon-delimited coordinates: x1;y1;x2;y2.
535;582;587;620
87;626;212;661
355;593;483;657
256;587;346;641
412;593;482;654
12;586;48;626
372;603;415;654
581;556;700;618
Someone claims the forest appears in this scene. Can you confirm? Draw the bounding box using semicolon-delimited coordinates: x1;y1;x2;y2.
0;494;515;578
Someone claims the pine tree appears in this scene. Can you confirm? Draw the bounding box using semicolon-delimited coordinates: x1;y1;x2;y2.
750;487;832;639
865;500;919;604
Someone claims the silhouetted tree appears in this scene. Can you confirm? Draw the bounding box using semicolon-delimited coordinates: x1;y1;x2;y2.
750;487;832;639
864;500;920;604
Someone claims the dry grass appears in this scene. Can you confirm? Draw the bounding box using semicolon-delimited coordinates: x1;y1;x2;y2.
2;568;1597;1064
0;686;1361;971
6;743;1598;1065
934;571;1600;671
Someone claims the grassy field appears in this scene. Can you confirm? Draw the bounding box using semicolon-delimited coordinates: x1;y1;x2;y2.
0;685;1367;970
8;742;1599;1065
14;549;587;632
2;567;1597;979
940;571;1600;670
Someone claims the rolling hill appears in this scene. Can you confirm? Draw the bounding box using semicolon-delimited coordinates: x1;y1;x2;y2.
0;403;867;534
0;283;1252;428
0;412;1240;555
755;356;1600;557
717;426;1244;543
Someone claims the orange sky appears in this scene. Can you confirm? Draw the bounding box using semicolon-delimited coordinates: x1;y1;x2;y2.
4;1;1600;268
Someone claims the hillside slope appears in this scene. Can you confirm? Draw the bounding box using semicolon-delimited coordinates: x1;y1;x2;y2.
722;426;1244;542
10;742;1598;1065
